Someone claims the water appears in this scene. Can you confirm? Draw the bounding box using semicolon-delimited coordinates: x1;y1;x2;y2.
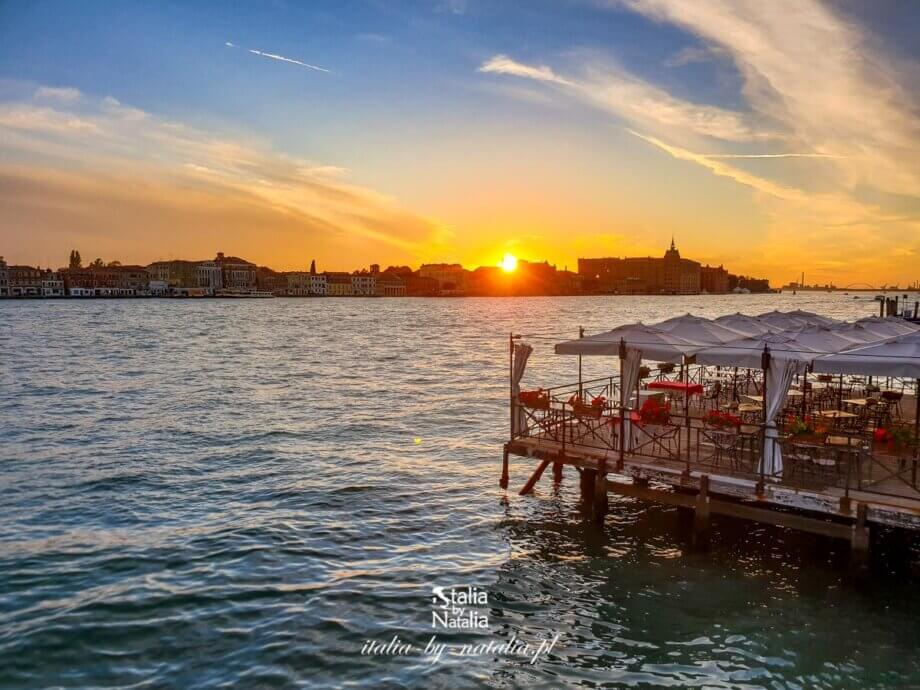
2;293;919;689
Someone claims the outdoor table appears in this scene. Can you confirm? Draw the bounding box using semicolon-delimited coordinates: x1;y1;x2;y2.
647;381;704;396
737;402;762;413
743;394;764;403
819;410;857;419
785;390;804;398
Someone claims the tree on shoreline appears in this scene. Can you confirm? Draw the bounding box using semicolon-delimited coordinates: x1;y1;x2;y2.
69;250;82;268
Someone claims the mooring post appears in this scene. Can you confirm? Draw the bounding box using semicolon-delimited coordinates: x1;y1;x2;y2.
692;474;711;550
500;444;510;489
580;467;596;506
593;458;608;523
850;502;870;568
553;457;564;483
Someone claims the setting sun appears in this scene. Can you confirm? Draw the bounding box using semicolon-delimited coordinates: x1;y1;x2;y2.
500;253;518;273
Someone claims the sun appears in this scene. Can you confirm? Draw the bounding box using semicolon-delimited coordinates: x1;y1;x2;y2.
500;253;518;273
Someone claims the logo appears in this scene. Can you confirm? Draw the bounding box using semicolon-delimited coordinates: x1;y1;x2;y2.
431;584;490;630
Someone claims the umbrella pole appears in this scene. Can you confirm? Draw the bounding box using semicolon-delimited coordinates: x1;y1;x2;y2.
578;326;584;398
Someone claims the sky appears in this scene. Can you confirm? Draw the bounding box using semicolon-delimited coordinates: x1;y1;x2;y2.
0;0;918;286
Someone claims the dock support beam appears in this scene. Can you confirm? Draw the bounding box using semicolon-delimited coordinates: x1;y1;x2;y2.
593;461;608;523
500;445;510;489
692;475;711;550
580;468;596;506
553;460;564;483
850;502;870;569
519;459;550;495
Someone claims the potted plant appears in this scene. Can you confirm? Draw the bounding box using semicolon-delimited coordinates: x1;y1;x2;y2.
704;410;742;430
658;362;675;375
874;426;918;454
638;365;652;379
639;397;671;425
784;414;827;443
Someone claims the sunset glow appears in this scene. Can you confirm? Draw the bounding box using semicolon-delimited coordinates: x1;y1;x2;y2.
0;2;918;286
500;254;518;273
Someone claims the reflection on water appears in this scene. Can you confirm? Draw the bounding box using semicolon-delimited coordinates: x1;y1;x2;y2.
1;294;919;688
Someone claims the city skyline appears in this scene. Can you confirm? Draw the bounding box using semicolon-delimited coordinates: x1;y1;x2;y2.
1;1;919;285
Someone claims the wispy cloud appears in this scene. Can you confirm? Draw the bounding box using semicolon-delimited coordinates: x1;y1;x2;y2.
248;49;329;73
225;41;236;48
479;54;572;86
663;45;724;68
0;85;440;267
479;53;771;142
34;86;81;102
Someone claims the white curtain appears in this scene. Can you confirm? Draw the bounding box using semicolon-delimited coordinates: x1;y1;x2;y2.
511;343;533;437
760;357;798;477
619;348;642;451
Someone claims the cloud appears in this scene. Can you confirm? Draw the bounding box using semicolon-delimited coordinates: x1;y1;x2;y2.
225;41;236;48
248;49;330;73
479;53;770;142
612;0;920;197
663;45;724;68
34;86;81;102
0;85;442;268
479;54;572;86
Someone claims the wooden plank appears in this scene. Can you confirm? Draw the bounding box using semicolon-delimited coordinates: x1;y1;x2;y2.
519;459;550;495
604;478;852;540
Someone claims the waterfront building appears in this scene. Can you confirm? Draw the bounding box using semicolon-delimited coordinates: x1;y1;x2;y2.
310;273;328;296
351;272;376;296
256;267;289;296
0;257;9;297
419;263;465;294
41;270;65;297
114;266;151;295
60;265;148;296
197;252;257;294
578;239;702;294
325;272;353;296
285;271;311;296
375;273;406;296
700;264;730;294
8;265;44;296
147;260;201;287
148;280;169;296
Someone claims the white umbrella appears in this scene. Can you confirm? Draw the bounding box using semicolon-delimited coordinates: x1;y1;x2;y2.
654;313;749;344
695;332;817;371
756;310;811;331
785;310;841;326
555;323;698;362
829;321;894;343
786;325;868;353
713;313;776;336
856;316;920;336
812;331;920;377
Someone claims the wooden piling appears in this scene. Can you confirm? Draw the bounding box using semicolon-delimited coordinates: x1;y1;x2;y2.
580;468;596;505
593;459;608;523
553;460;564;483
850;502;870;568
500;445;510;489
693;475;711;550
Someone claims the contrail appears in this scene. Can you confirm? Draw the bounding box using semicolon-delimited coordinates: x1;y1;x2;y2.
248;48;330;73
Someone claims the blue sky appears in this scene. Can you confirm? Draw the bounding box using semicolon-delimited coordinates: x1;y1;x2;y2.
1;1;918;284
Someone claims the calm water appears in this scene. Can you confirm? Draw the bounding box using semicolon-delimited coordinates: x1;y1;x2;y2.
2;294;920;689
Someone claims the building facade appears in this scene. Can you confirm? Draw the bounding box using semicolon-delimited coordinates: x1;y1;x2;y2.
8;266;44;296
419;263;465;294
197;253;257;293
351;273;376;296
41;270;65;297
147;260;201;287
578;240;701;294
375;273;406;296
0;257;9;297
310;273;328;295
326;272;353;296
700;264;729;294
